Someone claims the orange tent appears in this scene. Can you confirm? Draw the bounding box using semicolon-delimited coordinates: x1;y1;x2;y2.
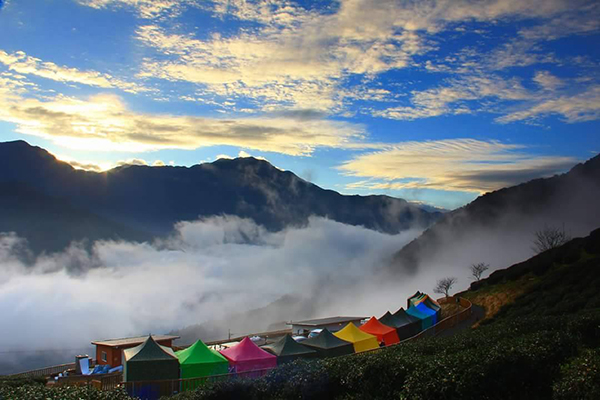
359;317;400;345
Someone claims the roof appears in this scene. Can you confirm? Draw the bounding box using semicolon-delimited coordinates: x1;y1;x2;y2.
289;316;366;327
393;308;421;324
123;336;178;362
92;335;179;347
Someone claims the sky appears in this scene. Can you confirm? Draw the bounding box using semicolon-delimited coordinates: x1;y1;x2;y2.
0;0;598;209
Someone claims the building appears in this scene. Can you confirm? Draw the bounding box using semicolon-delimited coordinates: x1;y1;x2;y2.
288;316;366;335
91;335;180;367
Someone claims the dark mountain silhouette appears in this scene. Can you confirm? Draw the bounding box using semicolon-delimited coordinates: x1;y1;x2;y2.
391;153;600;275
0;140;440;252
0;182;152;254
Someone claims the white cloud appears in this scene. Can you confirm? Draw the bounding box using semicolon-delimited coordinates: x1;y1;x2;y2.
498;85;600;123
75;0;196;19
0;50;149;94
338;139;577;193
0;217;423;366
0;86;376;156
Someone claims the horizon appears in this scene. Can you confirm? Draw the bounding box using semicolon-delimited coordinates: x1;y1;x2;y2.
1;1;598;209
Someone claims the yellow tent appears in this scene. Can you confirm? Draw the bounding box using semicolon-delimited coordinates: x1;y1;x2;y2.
333;323;379;353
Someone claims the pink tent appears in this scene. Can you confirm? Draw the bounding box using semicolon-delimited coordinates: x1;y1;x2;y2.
219;337;277;373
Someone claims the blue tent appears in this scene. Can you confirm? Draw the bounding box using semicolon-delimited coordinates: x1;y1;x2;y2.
415;302;438;325
406;305;434;330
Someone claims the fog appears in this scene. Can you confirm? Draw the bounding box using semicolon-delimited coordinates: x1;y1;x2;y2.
0;216;432;374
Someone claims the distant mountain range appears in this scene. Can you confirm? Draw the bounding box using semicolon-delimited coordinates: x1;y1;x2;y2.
0;140;440;253
392;153;600;275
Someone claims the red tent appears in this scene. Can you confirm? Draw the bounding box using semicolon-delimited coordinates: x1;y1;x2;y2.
359;317;400;345
219;337;277;373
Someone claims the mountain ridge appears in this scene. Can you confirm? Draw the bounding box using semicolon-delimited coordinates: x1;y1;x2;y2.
0;140;440;252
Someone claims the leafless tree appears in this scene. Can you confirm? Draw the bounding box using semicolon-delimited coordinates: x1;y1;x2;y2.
434;277;458;298
532;224;571;254
470;262;489;281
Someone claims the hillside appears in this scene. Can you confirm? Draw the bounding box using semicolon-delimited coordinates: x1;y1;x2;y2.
391;153;600;275
0;140;440;252
461;227;600;323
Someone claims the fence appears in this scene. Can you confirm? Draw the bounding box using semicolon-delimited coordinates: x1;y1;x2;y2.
7;361;80;379
54;371;122;388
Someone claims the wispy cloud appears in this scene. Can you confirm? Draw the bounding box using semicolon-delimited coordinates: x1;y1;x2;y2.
0;78;376;155
0;50;149;93
339;139;577;193
75;0;196;19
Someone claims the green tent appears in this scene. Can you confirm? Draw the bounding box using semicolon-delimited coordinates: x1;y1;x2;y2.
123;335;180;382
176;340;229;379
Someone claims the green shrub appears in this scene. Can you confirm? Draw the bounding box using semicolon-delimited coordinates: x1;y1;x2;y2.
553;349;600;400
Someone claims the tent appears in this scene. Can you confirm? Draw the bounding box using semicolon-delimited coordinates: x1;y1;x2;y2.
407;291;423;309
410;294;442;320
176;340;229;379
406;305;434;330
301;328;354;358
219;337;277;373
334;323;379;353
262;334;318;364
359;317;400;346
123;335;180;382
382;310;422;340
416;302;438;325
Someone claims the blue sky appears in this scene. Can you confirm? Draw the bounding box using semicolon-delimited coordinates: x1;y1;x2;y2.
0;0;598;209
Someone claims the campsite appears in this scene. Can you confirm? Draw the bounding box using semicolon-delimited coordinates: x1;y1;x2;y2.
2;291;467;400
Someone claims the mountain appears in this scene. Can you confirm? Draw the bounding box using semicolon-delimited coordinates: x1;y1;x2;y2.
0;140;440;252
391;153;600;275
0;182;152;255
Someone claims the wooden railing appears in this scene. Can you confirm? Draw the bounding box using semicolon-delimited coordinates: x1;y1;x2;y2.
54;372;122;387
7;362;78;379
404;296;473;341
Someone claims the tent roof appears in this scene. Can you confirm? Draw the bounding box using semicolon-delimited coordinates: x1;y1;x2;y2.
421;295;441;310
302;328;352;349
379;311;404;328
408;291;422;302
416;302;437;316
334;322;378;343
262;335;317;357
360;317;396;335
123;335;177;363
393;308;421;324
220;337;276;363
176;340;228;365
406;305;430;319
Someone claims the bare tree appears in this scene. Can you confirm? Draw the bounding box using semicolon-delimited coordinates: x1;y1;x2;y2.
434;277;458;298
532;224;571;254
470;262;489;281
